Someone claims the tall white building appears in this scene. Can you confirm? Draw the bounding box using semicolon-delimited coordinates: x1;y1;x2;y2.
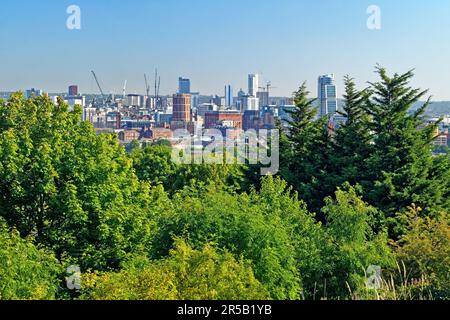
318;74;338;117
248;74;259;97
243;96;259;111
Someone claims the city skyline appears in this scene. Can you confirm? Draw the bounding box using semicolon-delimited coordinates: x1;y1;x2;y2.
1;0;450;99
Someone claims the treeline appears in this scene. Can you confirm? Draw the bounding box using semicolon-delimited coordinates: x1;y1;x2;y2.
0;67;448;300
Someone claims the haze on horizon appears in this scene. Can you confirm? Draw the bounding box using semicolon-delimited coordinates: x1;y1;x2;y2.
1;0;449;100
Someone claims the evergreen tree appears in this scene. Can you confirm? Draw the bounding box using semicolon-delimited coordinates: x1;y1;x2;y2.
280;83;331;212
364;67;450;222
330;76;372;188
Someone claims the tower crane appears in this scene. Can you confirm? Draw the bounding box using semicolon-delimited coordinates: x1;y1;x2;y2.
122;80;128;99
157;76;161;99
91;70;109;107
154;68;161;109
144;74;150;97
258;81;277;106
259;81;277;94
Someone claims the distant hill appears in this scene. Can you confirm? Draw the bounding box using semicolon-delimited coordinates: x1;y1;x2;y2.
411;101;450;116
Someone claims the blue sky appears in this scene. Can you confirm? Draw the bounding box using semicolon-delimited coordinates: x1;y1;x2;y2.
1;0;450;99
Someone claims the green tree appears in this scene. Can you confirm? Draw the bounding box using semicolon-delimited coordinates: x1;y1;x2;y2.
364;67;450;221
151;177;306;300
321;186;395;299
0;218;62;300
279;83;332;213
330;76;372;188
0;93;157;270
132;144;246;194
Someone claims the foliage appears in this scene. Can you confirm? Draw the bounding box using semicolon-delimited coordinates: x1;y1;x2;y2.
279;83;331;213
131;144;246;194
394;207;450;298
0;93;157;270
0;219;62;300
80;240;269;300
364;67;450;221
151;177;305;300
321;186;396;298
0;67;449;301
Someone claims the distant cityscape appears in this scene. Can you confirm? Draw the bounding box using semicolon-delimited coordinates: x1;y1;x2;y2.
1;72;449;152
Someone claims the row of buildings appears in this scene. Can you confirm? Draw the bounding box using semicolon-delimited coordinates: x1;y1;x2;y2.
20;75;450;150
22;73;352;145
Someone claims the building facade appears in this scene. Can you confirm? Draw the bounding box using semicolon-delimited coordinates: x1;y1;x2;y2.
318;74;338;117
178;77;191;94
171;93;192;130
225;85;233;107
248;74;259;97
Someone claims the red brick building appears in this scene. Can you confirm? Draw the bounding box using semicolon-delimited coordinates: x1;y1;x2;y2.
204;111;243;130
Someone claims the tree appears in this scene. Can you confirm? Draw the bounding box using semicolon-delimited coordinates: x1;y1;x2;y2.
364;67;450;221
0;218;62;300
280;83;331;212
132;144;247;194
131;144;178;189
151;177;306;300
330;76;372;188
0;93;157;270
249;176;332;299
321;186;395;299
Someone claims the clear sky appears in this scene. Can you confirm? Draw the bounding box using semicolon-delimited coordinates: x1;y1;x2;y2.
1;0;450;99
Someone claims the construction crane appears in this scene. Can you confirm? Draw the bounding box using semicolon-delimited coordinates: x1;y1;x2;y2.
91;70;108;106
154;68;161;109
157;76;161;99
258;81;277;106
122;80;127;99
259;81;277;94
144;74;150;97
154;69;158;98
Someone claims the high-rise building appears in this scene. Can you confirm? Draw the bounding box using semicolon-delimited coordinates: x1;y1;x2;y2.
172;93;191;126
318;74;338;117
248;74;259;97
68;85;78;96
178;77;191;94
257;91;269;108
243;96;259;111
225;85;233;107
127;94;142;107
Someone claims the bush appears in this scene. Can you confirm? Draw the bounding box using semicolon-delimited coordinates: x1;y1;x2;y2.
80;240;269;300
